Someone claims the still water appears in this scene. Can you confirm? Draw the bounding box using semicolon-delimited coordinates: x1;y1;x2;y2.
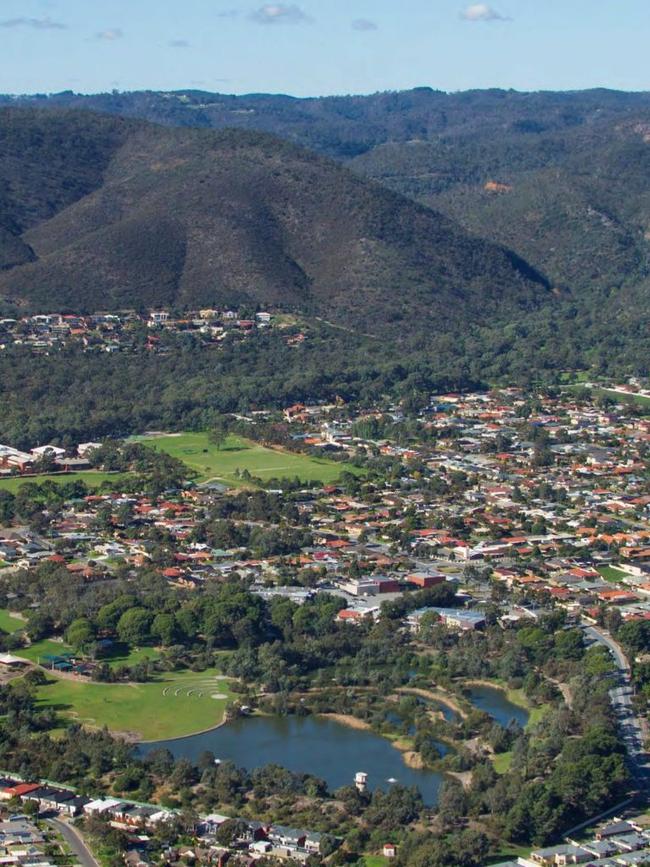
140;714;445;805
466;685;529;728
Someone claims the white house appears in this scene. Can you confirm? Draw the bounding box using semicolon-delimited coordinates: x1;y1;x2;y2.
78;442;102;457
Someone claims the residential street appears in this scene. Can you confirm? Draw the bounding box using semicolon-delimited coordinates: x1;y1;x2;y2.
47;818;99;867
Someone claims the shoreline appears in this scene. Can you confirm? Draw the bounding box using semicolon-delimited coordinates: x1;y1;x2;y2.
461;678;531;711
398;686;469;719
137;713;230;745
318;712;372;732
318;713;430;771
120;709;442;777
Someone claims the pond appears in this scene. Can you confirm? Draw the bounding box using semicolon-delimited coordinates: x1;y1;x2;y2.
467;684;529;728
140;714;445;805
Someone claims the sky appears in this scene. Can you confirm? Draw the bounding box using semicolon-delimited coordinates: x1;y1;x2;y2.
0;0;648;96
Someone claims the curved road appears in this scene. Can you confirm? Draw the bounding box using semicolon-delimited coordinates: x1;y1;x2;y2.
48;817;99;867
583;624;649;785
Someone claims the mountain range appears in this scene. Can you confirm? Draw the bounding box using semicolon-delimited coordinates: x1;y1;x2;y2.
5;87;649;305
0;107;550;335
0;87;649;347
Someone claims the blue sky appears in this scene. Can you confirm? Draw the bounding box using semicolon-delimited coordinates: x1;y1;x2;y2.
0;0;648;96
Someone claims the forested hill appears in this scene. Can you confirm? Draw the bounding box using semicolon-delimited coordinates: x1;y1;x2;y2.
5;87;650;159
0;108;550;335
6;87;649;307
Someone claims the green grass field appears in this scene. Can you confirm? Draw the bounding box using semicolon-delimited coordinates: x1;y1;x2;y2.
600;388;650;408
363;857;390;867
16;639;160;670
101;644;162;669
36;667;234;740
0;608;25;633
0;472;126;494
139;432;362;487
485;843;533;864
15;638;73;663
492;751;513;774
565;383;650;410
598;565;629;583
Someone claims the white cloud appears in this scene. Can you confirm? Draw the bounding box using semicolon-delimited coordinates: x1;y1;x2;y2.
0;17;66;30
460;3;510;22
352;18;378;31
94;28;124;41
250;4;310;25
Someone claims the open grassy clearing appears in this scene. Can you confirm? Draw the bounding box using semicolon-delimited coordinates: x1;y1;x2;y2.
598;565;629;583
485;843;535;864
492;751;513;774
564;383;650;410
0;608;25;633
35;667;235;741
15;638;161;670
559;371;592;384
0;472;127;494
101;644;162;669
362;857;390;867
138;431;363;487
15;638;73;664
599;388;650;408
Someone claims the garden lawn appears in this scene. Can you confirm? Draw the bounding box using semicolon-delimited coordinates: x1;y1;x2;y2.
138;432;363;486
0;472;127;494
0;608;25;633
35;668;234;741
363;858;390;867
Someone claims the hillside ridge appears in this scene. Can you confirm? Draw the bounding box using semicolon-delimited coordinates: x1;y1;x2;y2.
0;107;551;337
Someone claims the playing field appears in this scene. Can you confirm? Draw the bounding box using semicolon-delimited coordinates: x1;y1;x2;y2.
600;388;650;408
0;608;25;633
36;667;234;741
598;565;629;583
16;638;73;664
139;432;362;486
0;472;126;494
565;383;650;410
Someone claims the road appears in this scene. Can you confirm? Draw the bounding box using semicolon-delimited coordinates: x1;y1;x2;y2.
47;817;100;867
582;624;649;785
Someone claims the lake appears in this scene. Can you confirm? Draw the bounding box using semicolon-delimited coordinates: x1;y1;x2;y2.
467;684;529;728
140;714;445;805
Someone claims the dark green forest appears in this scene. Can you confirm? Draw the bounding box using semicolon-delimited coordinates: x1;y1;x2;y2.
0;303;647;447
